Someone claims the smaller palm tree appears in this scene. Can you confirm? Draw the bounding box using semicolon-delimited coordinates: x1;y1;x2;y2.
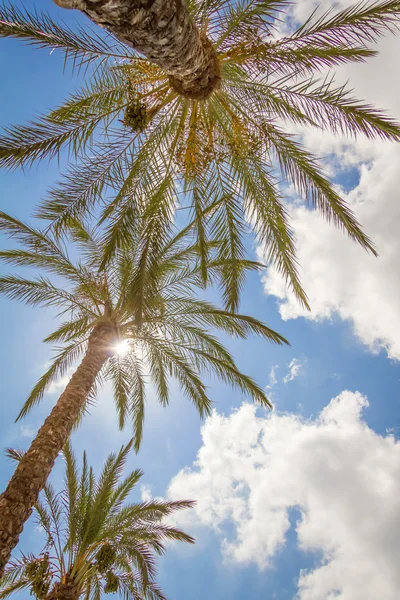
0;441;194;600
0;209;287;576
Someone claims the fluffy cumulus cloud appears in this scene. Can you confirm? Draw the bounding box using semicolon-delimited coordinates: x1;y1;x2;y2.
261;2;400;360
168;393;400;599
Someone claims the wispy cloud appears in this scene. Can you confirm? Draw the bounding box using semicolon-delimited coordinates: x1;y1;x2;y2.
264;365;279;403
46;368;74;395
265;365;279;389
265;359;305;394
282;358;304;384
140;484;153;503
268;365;279;387
330;372;342;381
20;425;36;439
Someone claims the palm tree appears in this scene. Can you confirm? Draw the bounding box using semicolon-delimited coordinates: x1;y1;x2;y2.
0;209;287;576
1;1;400;307
0;441;194;599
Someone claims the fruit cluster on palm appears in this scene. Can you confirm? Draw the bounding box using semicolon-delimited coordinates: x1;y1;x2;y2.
0;441;194;600
1;0;400;594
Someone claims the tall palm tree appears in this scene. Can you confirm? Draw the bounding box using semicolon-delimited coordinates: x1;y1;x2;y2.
1;1;400;307
0;441;194;599
0;209;287;576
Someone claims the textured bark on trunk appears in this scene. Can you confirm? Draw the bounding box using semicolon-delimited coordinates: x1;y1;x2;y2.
45;578;80;600
53;0;221;99
0;323;117;579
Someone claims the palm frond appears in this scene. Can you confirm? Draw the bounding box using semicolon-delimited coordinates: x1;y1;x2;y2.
211;193;248;312
231;152;310;309
0;211;104;305
1;66;129;170
0;104;121;170
265;75;400;141
35;144;129;230
198;306;289;344
62;441;79;554
147;347;169;407
143;336;212;418
292;0;400;48
125;174;176;327
79;441;133;549
16;340;84;421
264;123;377;253
216;0;287;49
258;41;377;76
4;448;25;463
99;97;182;269
42;317;92;345
0;4;135;69
127;358;147;452
107;469;143;518
0;577;31;599
106;356;133;429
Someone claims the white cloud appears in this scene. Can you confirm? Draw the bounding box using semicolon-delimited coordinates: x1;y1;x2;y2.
282;358;304;384
265;365;279;401
140;484;153;503
168;393;400;599
265;360;305;398
268;365;279;387
20;425;36;438
47;369;74;395
260;6;400;360
47;376;71;395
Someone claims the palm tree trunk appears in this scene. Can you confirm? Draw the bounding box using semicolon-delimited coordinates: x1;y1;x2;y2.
0;323;117;578
45;578;80;600
53;0;221;99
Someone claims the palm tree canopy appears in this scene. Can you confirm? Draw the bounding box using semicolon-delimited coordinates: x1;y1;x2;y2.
0;210;287;450
0;441;194;600
1;1;400;307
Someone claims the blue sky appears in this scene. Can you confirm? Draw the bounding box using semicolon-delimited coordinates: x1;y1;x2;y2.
1;1;400;599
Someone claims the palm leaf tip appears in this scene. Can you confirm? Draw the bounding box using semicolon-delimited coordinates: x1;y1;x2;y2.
5;448;25;463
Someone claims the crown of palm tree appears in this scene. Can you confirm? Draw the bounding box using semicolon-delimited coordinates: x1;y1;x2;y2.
0;441;194;600
1;1;400;309
0;210;287;450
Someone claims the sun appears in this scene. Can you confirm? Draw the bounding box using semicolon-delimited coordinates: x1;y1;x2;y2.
114;340;130;356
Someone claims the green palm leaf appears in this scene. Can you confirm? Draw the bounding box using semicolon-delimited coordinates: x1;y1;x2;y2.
0;4;135;68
